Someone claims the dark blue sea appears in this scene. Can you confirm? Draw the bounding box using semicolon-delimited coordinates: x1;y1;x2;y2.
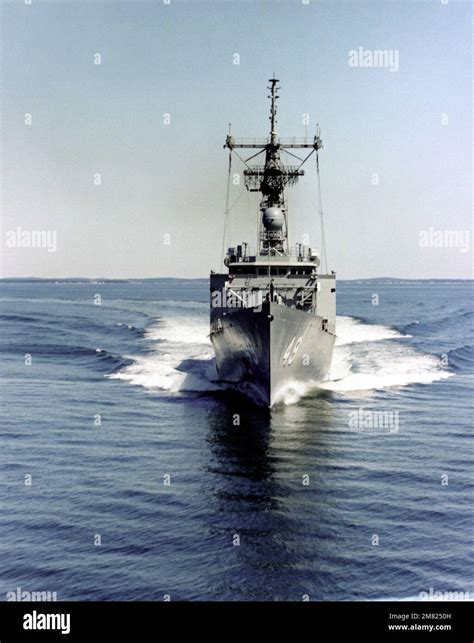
1;279;473;601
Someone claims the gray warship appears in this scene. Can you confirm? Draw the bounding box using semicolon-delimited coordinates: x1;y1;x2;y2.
210;78;336;407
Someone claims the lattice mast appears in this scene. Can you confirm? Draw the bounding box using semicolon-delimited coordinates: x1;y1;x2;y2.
225;78;323;257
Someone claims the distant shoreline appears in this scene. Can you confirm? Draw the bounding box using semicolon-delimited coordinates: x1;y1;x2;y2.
0;278;472;284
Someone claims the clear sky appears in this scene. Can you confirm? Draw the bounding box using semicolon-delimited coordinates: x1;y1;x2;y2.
1;0;472;279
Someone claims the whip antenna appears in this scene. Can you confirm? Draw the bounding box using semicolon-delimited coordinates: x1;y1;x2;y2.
220;123;233;266
315;124;328;273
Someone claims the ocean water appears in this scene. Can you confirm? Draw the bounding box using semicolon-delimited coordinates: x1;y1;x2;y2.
0;279;472;601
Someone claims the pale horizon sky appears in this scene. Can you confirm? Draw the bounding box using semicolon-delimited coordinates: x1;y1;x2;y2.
1;0;472;279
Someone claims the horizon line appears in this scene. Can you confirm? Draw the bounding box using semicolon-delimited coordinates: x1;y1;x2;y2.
0;276;472;282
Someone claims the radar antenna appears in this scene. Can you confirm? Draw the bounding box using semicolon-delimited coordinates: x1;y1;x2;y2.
224;79;323;257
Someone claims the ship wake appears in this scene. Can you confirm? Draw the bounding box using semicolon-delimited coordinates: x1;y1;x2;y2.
321;316;451;395
109;314;451;404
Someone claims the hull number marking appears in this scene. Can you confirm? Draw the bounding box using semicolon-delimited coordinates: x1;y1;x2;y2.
282;336;303;366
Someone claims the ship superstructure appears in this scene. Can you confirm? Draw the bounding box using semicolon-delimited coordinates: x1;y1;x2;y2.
210;79;336;407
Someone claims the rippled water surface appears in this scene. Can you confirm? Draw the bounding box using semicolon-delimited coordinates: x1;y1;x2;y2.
1;279;472;600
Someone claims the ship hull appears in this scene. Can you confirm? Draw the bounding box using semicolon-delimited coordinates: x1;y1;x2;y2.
210;301;335;407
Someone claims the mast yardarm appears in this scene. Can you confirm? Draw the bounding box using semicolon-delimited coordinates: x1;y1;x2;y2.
224;78;323;256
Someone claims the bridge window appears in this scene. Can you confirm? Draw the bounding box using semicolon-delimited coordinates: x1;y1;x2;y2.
233;266;256;276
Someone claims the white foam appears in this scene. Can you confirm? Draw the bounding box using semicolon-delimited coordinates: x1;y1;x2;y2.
273;317;449;403
110;354;220;392
109;315;218;392
335;316;408;346
316;316;451;395
110;313;451;401
322;346;451;393
145;318;211;347
329;345;353;381
272;380;316;406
